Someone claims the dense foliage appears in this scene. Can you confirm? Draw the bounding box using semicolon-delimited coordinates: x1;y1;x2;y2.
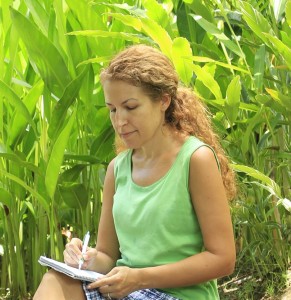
0;0;290;299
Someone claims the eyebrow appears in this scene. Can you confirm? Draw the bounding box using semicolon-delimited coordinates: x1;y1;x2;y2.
105;98;138;106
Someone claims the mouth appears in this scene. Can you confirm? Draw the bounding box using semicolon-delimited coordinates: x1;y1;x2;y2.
119;131;136;138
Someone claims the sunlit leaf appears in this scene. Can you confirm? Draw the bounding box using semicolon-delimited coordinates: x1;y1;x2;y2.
0;80;37;136
254;45;265;92
225;76;241;125
230;164;282;198
106;13;142;31
142;0;169;27
192;64;222;100
266;88;291;111
141;17;173;58
286;0;291;26
239;1;275;45
172;37;193;85
8;80;44;147
48;66;88;141
45;110;76;199
10;8;71;97
263;33;291;69
190;14;243;57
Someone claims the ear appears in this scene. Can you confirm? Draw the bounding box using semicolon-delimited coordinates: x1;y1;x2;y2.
160;94;171;111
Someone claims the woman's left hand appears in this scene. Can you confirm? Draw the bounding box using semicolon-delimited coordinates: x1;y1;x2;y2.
87;266;141;299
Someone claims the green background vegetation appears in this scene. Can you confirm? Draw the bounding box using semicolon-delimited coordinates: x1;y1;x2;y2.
0;0;290;299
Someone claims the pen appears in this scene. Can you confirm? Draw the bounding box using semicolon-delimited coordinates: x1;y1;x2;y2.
78;231;90;270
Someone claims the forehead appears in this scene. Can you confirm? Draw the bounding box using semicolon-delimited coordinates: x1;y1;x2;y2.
103;80;145;103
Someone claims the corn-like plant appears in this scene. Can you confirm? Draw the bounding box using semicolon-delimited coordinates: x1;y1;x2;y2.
0;0;290;299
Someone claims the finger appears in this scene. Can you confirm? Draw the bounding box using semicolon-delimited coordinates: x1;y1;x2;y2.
87;274;116;289
64;238;83;265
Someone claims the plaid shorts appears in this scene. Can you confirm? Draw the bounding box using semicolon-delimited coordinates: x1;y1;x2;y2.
82;282;180;300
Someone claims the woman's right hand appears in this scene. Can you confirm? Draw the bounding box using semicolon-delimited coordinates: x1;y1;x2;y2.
64;238;98;270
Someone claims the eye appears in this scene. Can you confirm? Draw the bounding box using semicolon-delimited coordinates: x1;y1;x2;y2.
109;108;116;113
126;106;137;111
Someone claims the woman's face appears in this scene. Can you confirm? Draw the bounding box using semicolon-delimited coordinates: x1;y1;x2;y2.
103;80;167;149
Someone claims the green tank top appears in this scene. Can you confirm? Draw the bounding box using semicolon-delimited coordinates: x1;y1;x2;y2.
113;136;220;300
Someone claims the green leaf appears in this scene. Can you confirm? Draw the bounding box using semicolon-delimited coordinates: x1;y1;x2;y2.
190;56;249;74
63;154;103;164
24;0;49;34
90;126;115;162
172;37;193;85
190;14;243;57
0;188;13;208
8;80;44;147
10;7;71;97
263;33;291;69
1;169;49;212
230;164;282;198
106;13;142;31
58;164;87;183
45;110;76;199
58;183;89;209
0;144;40;175
239;1;274;45
271;0;287;22
241;108;264;155
286;0;291;26
265;88;291;111
141;17;173;59
48;66;88;140
254;44;266;92
0;80;37;136
192;64;222;100
68;30;147;43
225;75;241;124
142;0;169;28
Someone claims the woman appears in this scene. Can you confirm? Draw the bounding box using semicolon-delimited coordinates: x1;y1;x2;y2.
34;44;236;300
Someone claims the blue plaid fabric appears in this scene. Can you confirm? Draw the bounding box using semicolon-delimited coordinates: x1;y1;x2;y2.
82;282;180;300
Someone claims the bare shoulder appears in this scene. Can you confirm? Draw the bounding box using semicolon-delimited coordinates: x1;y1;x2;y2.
190;145;219;171
103;158;116;193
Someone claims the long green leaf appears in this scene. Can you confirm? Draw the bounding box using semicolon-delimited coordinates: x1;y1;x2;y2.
141;17;173;58
58;183;88;209
225;75;241;125
141;0;169;28
0;79;37;136
45;110;76;199
1;169;49;212
68;30;148;43
230;164;282;198
24;0;49;34
192;64;222;99
254;44;266;92
190;14;243;57
287;0;291;26
8;80;44;147
172;37;193;85
48;66;88;140
263;33;291;69
10;7;71;97
239;1;274;45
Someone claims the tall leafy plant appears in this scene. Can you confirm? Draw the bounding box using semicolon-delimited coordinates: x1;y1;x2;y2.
0;0;290;299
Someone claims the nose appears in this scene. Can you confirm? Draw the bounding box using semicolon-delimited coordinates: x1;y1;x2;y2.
114;109;128;127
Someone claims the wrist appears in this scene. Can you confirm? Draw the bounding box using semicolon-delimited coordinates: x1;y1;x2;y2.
135;267;152;290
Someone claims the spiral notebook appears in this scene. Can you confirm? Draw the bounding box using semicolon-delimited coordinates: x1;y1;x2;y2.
38;256;103;282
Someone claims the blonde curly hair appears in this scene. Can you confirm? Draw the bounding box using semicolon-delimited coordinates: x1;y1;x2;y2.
100;44;237;200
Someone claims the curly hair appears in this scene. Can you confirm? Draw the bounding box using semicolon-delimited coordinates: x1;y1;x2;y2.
100;44;237;200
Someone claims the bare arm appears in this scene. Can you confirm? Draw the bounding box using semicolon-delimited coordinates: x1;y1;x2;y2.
138;146;236;287
64;159;120;274
90;146;236;297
